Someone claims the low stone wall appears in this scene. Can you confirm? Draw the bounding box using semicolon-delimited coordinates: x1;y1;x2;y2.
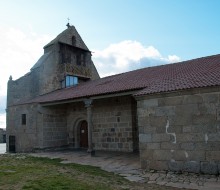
137;90;220;174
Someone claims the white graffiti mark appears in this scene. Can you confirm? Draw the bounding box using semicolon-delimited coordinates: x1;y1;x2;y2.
205;134;208;144
165;120;176;144
184;151;189;158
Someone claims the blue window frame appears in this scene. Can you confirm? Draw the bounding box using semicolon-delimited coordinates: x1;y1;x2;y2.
62;75;78;88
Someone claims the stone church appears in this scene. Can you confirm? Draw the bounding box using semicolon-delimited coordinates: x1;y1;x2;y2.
6;24;220;174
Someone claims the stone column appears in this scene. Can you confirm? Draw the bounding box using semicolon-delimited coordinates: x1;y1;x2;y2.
84;99;95;155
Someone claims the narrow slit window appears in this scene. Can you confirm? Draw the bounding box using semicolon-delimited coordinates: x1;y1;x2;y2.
22;114;26;125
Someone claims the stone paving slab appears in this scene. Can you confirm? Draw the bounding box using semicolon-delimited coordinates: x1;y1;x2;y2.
30;150;220;190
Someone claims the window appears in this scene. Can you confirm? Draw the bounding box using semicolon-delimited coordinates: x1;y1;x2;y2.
81;54;85;66
22;114;26;125
72;36;76;46
76;53;85;66
61;53;71;64
61;75;78;88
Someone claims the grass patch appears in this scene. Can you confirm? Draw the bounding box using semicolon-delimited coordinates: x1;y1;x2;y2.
0;154;127;190
0;154;182;190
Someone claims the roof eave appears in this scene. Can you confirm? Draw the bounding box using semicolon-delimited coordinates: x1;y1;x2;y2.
40;90;140;107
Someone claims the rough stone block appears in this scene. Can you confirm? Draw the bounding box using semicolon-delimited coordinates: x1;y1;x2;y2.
175;104;199;115
208;134;220;142
140;160;148;169
106;117;117;123
198;103;216;115
140;149;154;160
206;151;220;161
118;143;123;148
142;99;158;108
138;116;149;126
139;142;147;150
155;124;166;133
187;151;205;161
195;142;210;150
168;124;182;133
182;126;192;133
153;150;172;161
203;94;218;103
158;96;183;106
192;115;216;125
144;126;157;133
176;133;204;142
161;142;179;150
109;143;117;149
201;161;218;175
168;160;183;172
137;108;148;117
183;95;203;104
138;126;144;133
180;142;195;150
173;150;188;161
147;143;160;150
183;161;200;173
139;134;152;143
149;160;169;171
152;134;170;142
149;116;167;128
170;115;192;126
154;106;175;117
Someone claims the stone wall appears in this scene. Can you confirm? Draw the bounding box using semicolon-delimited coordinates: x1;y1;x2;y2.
42;107;67;148
7;68;41;107
137;89;220;174
6;104;39;152
66;96;138;152
92;96;137;152
7;95;138;152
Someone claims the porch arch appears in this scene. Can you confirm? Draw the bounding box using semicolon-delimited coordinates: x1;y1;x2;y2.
71;116;87;149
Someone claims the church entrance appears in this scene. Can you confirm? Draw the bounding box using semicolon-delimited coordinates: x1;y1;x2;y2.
9;135;16;152
80;120;88;148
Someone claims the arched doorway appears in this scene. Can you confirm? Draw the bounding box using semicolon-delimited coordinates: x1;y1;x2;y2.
80;120;88;148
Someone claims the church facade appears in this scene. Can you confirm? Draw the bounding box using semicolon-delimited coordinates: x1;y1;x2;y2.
6;25;220;174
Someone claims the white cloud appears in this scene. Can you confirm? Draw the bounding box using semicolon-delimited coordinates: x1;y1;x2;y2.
0;27;53;129
0;27;53;95
0;30;180;129
92;40;180;77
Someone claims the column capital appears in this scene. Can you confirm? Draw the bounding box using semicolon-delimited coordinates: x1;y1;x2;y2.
84;99;93;107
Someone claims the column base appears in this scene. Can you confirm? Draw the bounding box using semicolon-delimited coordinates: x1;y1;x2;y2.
87;149;95;156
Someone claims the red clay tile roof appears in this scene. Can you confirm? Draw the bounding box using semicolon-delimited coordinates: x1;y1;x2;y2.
27;54;220;104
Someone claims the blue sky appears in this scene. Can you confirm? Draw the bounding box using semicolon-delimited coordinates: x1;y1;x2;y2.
0;0;220;128
2;0;220;59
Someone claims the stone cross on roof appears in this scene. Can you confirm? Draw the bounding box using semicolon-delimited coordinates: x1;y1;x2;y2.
66;17;70;28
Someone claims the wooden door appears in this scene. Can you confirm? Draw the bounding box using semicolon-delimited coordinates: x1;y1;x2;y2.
80;121;88;148
9;135;16;152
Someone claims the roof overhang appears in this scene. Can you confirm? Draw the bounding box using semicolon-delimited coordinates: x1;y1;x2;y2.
40;90;140;107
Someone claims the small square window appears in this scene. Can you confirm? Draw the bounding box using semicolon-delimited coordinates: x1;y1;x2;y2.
61;76;78;88
22;114;26;125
